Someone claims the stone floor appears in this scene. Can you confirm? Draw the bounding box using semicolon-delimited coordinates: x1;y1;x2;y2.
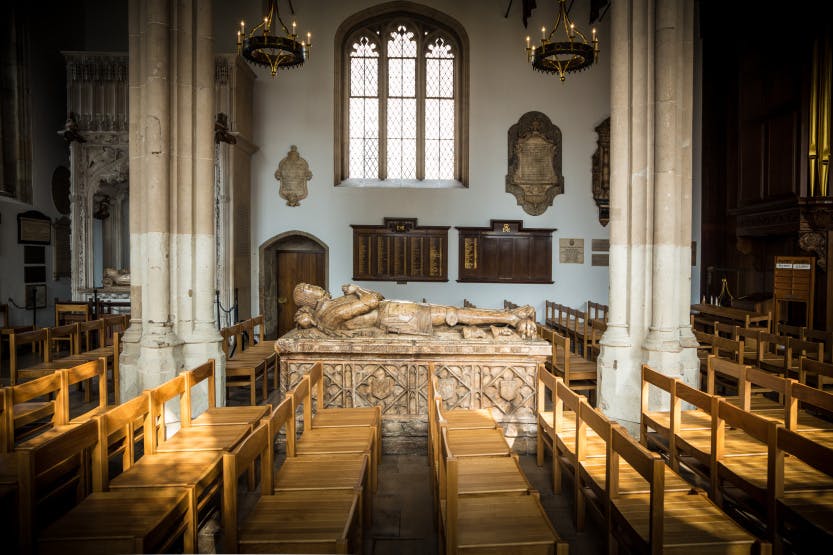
3;348;607;554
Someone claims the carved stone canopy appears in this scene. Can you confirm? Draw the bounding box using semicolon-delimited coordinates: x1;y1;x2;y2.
506;111;563;216
592;117;610;226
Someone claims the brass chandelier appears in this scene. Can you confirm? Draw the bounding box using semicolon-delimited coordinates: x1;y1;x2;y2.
237;0;310;77
525;0;599;82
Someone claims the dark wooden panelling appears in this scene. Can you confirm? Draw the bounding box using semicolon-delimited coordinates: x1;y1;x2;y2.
456;220;554;284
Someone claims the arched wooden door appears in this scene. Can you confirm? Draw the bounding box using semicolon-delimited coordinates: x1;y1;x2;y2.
275;239;325;338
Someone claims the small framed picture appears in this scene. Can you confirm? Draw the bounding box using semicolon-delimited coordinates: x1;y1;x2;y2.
18;211;52;245
25;284;47;310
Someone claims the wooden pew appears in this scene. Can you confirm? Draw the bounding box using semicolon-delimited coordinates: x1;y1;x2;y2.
547;329;597;402
433;397;510;460
799;356;833;390
771;425;833;551
803;327;832;363
183;359;270;428
3;372;69;451
289;375;379;492
148;373;252;455
17;419;98;553
308;361;381;461
757;332;790;375
61;358;112;423
552;378;591;495
263;397;371;529
607;424;766;554
8;328;50;386
578;397;691;533
94;391;222;552
585;317;606;361
227;421;362;554
711;399;833;541
438;424;565;555
240;315;279;391
221;324;268;405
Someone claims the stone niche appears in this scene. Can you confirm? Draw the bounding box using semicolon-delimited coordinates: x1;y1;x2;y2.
276;330;550;455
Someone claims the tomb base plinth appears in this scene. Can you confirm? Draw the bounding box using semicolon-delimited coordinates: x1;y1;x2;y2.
276;328;550;455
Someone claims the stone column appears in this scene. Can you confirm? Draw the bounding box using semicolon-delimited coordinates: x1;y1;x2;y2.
599;0;698;430
121;0;222;406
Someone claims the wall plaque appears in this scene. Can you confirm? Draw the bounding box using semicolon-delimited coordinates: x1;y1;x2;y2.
17;210;52;245
352;218;449;282
559;238;585;264
275;145;312;207
456;220;555;283
506;111;563;216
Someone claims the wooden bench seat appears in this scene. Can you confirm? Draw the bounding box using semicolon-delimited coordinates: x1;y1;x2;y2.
608;424;766;554
148;374;252;455
37;487;192;554
184;359;270;428
438;422;565;554
308;361;382;459
224;422;362;554
289;374;378;492
94;390;223;551
543;328;597;401
264;397;372;529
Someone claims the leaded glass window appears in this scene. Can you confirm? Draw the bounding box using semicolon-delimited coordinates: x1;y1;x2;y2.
337;11;467;186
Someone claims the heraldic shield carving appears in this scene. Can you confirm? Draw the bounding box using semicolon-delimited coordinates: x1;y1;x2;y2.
275;145;312;207
506;111;564;216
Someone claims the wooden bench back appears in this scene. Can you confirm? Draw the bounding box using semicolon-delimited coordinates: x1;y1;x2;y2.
746;366;790;400
54;302;90;326
50;323;79;354
550;331;570;374
803;328;833;362
536;363;557;415
578;399;611;462
544;301;558;326
693;329;715;349
184;360;217;425
219;326;234;357
609;424;665;551
705;355;749;406
758;332;789;359
148;374;189;450
774;426;833;488
251;315;266;342
736;327;761;351
711;335;745;363
676;378;717;416
799;356;833;388
222;423;272;554
439;424;459;553
788;336;823;363
9;328;51;382
263;397;295;457
777;322;804;339
587;300;608;322
61;358;108;422
16;418;98;553
714;399;776;458
289;375;313;433
93;391;152;490
714;321;739;339
787;381;833;429
309;361;325;410
5;372;67;451
641;365;676;408
555;377;583;438
77;318;105;350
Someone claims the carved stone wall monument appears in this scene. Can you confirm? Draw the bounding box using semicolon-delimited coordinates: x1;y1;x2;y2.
275;145;312;207
506;111;563;216
592;117;611;226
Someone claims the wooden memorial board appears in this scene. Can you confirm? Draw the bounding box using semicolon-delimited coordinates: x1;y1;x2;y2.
352;218;449;282
773;255;815;328
456;220;555;283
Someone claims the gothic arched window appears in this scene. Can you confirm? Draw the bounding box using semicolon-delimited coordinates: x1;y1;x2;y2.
335;6;468;187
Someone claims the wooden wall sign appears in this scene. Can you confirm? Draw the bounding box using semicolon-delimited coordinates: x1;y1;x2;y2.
352;218;449;282
456;220;555;283
773;255;815;328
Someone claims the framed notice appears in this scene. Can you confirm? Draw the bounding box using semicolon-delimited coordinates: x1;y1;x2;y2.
559;238;584;264
773;255;815;328
18;210;52;245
